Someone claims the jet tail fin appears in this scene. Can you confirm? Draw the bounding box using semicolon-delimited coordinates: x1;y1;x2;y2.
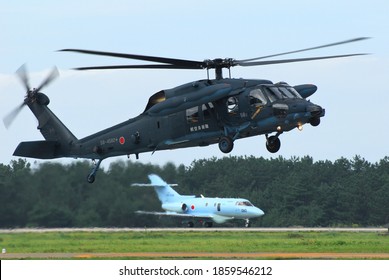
132;174;181;203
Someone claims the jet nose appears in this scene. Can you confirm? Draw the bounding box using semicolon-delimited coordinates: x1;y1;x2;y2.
254;207;265;217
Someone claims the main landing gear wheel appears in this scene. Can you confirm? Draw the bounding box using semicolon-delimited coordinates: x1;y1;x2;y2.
310;117;320;127
218;136;234;153
203;221;213;228
187;221;194;228
266;136;281;153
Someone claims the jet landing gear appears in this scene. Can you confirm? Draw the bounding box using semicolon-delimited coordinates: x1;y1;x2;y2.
265;133;282;153
245;219;251;228
87;159;103;183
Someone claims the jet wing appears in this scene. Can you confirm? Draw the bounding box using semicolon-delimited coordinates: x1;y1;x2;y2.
135;211;234;223
135;210;213;219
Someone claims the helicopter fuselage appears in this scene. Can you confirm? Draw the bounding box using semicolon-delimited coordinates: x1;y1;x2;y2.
13;77;324;183
69;78;324;160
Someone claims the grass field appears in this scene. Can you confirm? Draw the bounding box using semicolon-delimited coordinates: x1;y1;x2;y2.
1;230;389;259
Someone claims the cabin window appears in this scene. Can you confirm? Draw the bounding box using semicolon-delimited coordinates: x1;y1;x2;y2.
186;106;199;123
227;97;239;114
202;103;214;120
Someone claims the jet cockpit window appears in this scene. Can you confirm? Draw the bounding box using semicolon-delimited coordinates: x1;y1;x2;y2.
236;201;253;206
249;89;267;106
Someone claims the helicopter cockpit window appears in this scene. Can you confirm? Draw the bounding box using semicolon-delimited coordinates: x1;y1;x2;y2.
269;87;285;100
279;87;296;98
227;96;239;114
286;87;303;98
265;87;281;103
249;89;267;106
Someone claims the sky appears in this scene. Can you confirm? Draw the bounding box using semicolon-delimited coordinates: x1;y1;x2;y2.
1;0;388;170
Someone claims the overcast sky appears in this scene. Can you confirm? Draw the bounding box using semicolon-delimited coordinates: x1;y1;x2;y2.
1;0;388;170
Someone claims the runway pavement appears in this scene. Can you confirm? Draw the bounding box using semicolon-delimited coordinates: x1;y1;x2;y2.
0;227;388;233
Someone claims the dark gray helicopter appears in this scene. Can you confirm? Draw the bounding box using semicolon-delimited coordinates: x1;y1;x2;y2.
3;38;368;183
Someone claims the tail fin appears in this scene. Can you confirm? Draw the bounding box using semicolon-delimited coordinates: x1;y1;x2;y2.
132;174;181;203
8;65;78;159
28;99;77;144
13;100;78;159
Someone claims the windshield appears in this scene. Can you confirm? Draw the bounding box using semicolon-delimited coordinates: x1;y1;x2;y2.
265;86;302;102
287;87;303;98
249;89;268;106
236;201;253;207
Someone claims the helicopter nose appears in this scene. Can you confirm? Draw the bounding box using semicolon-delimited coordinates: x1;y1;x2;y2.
307;104;323;117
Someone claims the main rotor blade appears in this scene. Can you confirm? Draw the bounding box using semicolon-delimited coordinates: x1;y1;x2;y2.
16;64;31;92
73;64;203;71
59;49;203;68
3;102;26;129
237;37;370;63
35;66;59;92
237;53;368;67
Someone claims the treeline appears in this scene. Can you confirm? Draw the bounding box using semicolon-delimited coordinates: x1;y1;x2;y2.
1;155;389;228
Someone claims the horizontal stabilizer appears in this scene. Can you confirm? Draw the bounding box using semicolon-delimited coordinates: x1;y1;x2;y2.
131;183;178;187
13;140;60;159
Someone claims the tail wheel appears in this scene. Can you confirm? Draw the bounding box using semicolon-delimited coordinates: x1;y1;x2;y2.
218;136;234;153
87;174;95;184
266;136;281;153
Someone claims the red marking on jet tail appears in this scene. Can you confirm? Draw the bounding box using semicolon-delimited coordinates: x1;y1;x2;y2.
119;137;125;145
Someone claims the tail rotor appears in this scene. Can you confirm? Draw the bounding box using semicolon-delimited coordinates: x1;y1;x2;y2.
3;64;59;129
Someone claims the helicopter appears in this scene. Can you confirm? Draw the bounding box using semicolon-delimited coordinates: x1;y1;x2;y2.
3;37;369;183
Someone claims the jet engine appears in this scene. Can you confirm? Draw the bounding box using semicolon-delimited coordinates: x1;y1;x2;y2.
161;202;189;213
